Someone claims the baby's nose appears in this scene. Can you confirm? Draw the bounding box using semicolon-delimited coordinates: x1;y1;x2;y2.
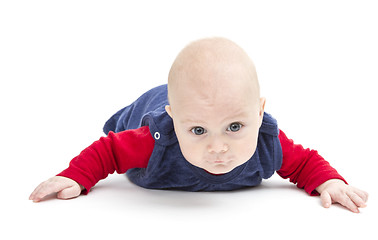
207;137;229;153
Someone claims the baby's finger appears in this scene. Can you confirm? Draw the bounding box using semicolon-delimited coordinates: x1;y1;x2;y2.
347;192;367;208
29;187;38;200
30;181;65;202
339;195;359;213
354;188;369;203
320;191;332;208
29;182;46;201
30;185;52;202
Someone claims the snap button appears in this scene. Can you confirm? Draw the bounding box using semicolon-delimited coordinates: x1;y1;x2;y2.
154;132;161;140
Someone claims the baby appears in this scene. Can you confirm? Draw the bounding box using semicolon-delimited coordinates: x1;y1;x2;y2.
29;37;368;213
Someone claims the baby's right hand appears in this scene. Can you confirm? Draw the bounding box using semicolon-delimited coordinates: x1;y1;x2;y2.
29;176;84;202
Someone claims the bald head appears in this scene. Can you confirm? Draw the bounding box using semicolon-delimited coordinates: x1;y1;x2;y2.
167;37;260;110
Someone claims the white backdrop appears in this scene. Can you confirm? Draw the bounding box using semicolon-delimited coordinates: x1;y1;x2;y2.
1;1;377;239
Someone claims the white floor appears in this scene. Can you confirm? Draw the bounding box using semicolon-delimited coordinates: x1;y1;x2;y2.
6;174;377;239
1;1;377;239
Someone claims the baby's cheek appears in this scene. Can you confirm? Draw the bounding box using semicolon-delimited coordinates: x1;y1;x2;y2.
239;139;257;160
179;142;203;165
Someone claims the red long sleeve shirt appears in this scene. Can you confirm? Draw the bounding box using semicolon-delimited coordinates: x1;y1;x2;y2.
57;126;346;196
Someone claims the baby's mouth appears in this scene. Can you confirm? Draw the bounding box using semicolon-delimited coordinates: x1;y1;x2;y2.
214;160;226;164
207;156;233;164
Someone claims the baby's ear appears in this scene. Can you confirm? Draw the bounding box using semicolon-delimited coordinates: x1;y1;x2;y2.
259;97;266;115
165;105;173;118
258;97;266;125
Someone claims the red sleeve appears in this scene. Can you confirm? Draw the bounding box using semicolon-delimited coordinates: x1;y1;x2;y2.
277;129;347;196
57;126;155;194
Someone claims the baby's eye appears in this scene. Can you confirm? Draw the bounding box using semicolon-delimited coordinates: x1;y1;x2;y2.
191;127;207;135
227;122;242;132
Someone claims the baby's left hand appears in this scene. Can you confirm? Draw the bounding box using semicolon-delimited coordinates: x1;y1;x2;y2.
316;179;368;213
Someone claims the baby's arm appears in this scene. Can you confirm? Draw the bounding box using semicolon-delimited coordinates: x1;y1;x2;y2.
29;126;154;202
277;130;368;212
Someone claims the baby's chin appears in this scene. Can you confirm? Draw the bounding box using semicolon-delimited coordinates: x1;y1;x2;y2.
201;162;238;175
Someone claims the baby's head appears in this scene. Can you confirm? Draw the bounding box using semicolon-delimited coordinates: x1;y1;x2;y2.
165;37;265;174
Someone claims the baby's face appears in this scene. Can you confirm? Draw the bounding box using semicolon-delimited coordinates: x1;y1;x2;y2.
166;37;263;174
166;74;264;174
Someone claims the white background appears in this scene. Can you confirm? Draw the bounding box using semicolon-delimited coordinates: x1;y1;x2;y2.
1;1;377;239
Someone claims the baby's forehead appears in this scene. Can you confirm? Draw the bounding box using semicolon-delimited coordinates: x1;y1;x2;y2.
178;100;257;127
168;38;260;107
177;86;257;117
173;70;258;103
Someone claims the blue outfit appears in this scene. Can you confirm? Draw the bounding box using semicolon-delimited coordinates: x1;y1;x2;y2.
103;84;283;191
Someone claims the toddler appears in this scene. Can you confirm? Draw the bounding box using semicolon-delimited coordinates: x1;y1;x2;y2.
29;37;368;213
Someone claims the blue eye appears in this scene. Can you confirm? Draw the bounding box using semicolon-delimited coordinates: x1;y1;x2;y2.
191;127;206;135
227;122;242;132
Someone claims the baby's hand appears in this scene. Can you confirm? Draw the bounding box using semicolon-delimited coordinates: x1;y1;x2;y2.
29;176;84;202
316;179;368;213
